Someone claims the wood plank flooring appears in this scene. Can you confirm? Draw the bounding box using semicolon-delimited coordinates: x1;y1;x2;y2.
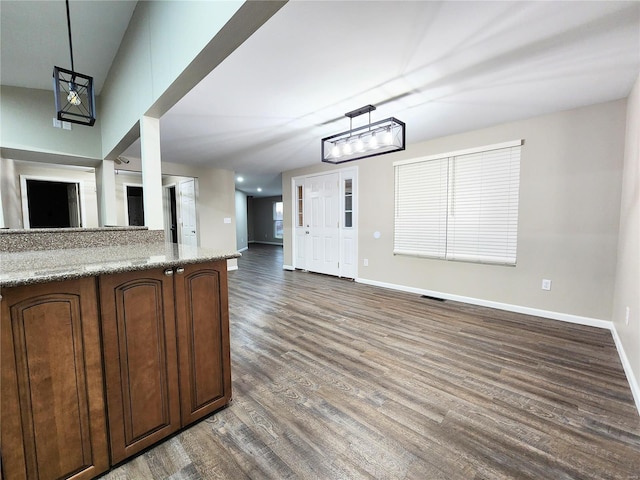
100;244;640;479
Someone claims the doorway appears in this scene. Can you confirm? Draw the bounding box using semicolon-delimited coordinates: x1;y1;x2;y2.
164;185;179;243
20;177;84;228
124;184;145;226
292;168;358;278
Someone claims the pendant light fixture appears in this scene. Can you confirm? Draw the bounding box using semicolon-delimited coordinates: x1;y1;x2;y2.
321;105;405;164
53;0;96;126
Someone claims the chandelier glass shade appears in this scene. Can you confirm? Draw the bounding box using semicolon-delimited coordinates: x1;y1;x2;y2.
322;105;405;164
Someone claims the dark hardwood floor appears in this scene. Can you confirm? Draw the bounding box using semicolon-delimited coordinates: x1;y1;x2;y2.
100;244;640;479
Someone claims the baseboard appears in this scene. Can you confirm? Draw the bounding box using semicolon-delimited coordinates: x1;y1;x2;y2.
355;277;611;329
610;324;640;415
283;264;295;271
237;247;248;253
251;241;283;246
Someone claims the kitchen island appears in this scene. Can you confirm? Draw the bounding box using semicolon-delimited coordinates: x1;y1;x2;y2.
0;228;240;480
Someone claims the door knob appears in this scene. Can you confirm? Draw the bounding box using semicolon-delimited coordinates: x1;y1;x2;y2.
175;267;185;275
164;269;174;276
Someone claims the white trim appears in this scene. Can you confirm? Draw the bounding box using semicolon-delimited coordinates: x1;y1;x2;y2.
227;265;238;272
393;139;523;167
251;241;283;246
610;324;640;415
283;264;295;271
355;277;611;329
237;247;249;253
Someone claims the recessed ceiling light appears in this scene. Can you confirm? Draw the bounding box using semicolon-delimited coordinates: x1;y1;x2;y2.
237;176;244;182
257;187;262;192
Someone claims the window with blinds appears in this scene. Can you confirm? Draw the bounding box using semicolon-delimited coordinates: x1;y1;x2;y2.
394;140;522;265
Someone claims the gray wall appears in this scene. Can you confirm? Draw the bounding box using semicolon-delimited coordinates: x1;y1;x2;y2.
613;74;640;399
235;190;248;251
1;86;102;161
283;99;626;322
249;195;283;245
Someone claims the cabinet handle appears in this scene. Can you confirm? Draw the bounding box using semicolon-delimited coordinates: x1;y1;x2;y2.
175;267;185;275
164;269;174;276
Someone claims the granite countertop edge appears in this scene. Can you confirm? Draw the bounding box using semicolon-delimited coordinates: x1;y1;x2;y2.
0;243;242;288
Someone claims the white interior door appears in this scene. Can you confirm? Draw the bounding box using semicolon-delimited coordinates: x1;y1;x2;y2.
179;179;198;247
305;172;340;276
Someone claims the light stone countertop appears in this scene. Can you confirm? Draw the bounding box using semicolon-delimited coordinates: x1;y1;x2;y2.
0;242;241;287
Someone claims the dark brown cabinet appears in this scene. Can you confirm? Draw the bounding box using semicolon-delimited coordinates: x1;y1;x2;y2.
99;268;181;464
99;260;232;464
1;277;109;480
1;259;232;479
174;262;232;425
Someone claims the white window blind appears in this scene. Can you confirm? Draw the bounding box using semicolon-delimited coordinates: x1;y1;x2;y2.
394;158;448;258
394;141;521;265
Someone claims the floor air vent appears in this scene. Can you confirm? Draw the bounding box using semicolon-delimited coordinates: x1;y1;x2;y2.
421;295;445;302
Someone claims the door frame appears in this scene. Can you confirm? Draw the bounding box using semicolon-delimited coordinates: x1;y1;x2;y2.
291;166;358;278
20;174;87;228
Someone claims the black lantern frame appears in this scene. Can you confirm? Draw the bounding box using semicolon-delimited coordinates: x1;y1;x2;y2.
53;66;96;126
322;105;405;164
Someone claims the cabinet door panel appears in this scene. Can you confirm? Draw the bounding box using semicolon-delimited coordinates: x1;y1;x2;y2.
100;270;180;464
1;278;108;480
175;261;232;425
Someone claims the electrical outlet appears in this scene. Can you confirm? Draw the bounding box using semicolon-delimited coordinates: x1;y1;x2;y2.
53;118;62;128
541;279;551;291
626;306;630;325
363;258;369;267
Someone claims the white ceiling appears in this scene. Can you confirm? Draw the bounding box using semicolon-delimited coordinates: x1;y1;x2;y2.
2;1;639;198
0;0;137;94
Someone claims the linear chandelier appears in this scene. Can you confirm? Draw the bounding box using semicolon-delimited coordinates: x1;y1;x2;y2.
322;105;405;164
53;0;96;126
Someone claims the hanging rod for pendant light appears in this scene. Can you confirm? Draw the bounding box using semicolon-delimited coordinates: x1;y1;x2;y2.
65;0;77;75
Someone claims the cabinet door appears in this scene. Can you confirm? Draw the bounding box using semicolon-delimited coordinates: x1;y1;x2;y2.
99;269;180;464
1;278;109;480
174;261;232;425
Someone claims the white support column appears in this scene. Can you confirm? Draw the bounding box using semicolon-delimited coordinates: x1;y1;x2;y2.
140;115;164;230
96;159;117;226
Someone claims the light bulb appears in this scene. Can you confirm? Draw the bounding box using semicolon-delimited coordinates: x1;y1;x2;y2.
332;144;340;157
343;141;352;155
355;137;364;152
67;89;81;106
383;128;393;145
370;132;378;149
